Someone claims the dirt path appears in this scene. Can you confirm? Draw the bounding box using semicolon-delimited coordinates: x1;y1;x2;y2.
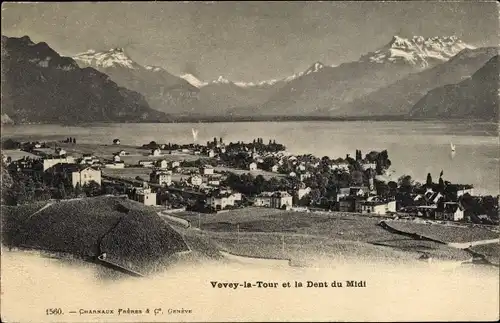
26;202;53;220
447;239;499;249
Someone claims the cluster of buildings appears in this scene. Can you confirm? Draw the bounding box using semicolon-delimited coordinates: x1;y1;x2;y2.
254;191;293;210
402;185;475;221
336;183;396;216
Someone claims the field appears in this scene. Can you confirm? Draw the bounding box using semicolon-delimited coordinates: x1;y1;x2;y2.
1;196;189;275
54;143;199;163
174;208;473;262
385;221;499;243
102;167;188;183
2;149;40;161
215;166;285;179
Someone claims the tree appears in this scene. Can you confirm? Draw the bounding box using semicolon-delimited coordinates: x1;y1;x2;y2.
309;188;321;205
58;183;67;199
426;173;433;187
24;177;36;203
437;177;445;193
351;170;364;186
83;180;101;197
74;183;83;198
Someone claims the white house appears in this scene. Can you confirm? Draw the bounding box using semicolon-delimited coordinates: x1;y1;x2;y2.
118;150;127;156
151;148;162;156
359;200;396;216
207;150;216;158
156;159;169;169
271;165;279;173
134;186;156;206
150;169;172;186
56;148;67;157
330;162;350;173
254;191;293;209
361;162;377;171
206;190;241;210
113;139;121;145
435;202;465;221
189;175;203;186
70;166;102;188
249;162;257;171
296;187;311;200
299;172;311;181
113;155;121;162
43;156;76;171
200;165;214;175
170;161;180;168
138;160;154;168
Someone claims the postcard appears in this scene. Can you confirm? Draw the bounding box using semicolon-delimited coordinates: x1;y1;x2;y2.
1;1;499;322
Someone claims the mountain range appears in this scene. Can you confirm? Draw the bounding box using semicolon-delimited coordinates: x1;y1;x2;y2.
1;35;166;124
332;46;499;117
73;48;200;115
2;34;498;123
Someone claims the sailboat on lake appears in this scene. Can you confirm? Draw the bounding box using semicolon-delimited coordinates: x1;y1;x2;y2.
191;128;199;142
450;142;456;152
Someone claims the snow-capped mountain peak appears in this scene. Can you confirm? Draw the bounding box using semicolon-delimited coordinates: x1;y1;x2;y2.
180;74;208;88
180;61;332;88
360;35;475;68
304;61;325;75
145;65;165;72
213;75;231;84
73;48;137;69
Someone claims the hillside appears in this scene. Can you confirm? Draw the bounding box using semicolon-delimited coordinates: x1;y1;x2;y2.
334;47;498;117
409;55;499;120
73;49;201;115
1;35;166;124
1;196;189;275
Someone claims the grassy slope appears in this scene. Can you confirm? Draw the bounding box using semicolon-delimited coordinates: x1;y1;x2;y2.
1;196;189;274
385;221;499;243
470;244;500;265
1;201;49;247
176;209;472;262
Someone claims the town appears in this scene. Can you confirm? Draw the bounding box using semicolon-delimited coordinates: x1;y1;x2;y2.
1;136;498;226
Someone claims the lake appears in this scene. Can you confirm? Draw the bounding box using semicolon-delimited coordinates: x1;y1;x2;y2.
2;121;499;195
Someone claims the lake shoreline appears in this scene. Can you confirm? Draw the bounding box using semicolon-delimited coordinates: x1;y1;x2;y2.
2;116;499;127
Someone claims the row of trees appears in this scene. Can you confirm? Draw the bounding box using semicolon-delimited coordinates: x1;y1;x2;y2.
3;176;104;206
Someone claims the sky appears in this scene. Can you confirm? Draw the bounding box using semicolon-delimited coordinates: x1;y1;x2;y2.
2;1;498;82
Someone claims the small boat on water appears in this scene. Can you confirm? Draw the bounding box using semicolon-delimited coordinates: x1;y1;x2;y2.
450;142;456;152
191;128;199;142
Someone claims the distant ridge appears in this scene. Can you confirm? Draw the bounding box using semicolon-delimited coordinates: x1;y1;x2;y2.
1;35;166;124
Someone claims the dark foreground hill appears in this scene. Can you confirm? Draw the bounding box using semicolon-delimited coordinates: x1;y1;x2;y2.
1;35;167;124
1;196;189;275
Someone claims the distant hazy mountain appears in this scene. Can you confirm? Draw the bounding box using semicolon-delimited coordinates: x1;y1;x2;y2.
197;76;292;116
409;55;499;120
1;35;164;124
235;35;474;116
1;114;14;124
73;48;200;115
335;46;498;117
180;67;322;115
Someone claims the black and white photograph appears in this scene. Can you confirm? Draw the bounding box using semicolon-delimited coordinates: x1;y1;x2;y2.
1;1;499;322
